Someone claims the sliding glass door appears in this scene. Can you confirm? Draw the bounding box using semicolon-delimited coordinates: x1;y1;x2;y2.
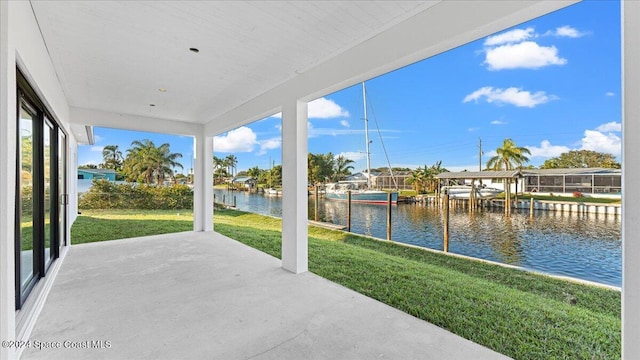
44;118;54;269
17;100;36;298
15;70;68;308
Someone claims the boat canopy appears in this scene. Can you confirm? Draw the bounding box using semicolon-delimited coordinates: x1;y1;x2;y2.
436;170;521;180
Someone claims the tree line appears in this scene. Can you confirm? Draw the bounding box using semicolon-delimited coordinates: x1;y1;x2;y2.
236;152;356;188
84;138;620;189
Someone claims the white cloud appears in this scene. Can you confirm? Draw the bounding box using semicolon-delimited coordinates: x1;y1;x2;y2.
484;41;567;70
340;120;350;128
309;97;349;118
485;150;497;158
467;127;480;132
523;123;621;161
338;151;365;162
271;97;349;119
580;130;621;156
463;86;555;108
257;138;281;155
90;146;104;152
605;92;616;97
484;27;536;46
94;135;104;143
546;25;587;38
213;126;257;153
526;140;570;158
596;121;621;132
490;120;507;125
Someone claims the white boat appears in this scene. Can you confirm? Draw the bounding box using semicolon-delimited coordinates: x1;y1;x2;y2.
442;185;503;199
264;188;281;196
325;183;398;204
325;82;398;205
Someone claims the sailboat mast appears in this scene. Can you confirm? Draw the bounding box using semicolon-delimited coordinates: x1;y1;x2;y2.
362;82;372;189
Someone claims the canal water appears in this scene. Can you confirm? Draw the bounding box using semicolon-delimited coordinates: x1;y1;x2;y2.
215;189;622;287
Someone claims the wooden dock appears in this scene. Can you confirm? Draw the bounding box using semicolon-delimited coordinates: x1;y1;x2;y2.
408;195;621;216
308;220;347;231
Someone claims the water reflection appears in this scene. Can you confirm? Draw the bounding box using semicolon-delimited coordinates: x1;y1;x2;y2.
214;189;621;286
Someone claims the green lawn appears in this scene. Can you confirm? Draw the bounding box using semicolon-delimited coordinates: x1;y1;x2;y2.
71;209;193;244
72;209;621;359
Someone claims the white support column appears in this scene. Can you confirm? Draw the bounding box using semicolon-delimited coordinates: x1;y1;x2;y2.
623;1;640;359
281;100;308;274
0;1;17;359
193;133;214;232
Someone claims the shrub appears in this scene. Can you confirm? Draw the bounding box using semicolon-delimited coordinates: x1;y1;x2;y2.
79;179;193;210
20;185;34;215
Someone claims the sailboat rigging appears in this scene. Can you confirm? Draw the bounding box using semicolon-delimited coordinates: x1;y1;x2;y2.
325;82;399;205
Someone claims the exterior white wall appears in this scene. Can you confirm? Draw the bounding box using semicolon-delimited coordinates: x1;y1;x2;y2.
13;3;70;128
281;100;308;274
622;1;639;359
1;3;77;359
68;137;79;226
0;2;17;359
193;134;213;232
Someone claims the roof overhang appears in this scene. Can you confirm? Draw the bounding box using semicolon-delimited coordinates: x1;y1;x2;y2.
27;1;578;136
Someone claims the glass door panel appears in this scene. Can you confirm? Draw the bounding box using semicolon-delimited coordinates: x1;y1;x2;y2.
18;102;35;291
59;131;67;249
44;119;54;268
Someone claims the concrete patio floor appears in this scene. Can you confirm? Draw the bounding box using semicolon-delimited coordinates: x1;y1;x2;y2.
22;231;509;360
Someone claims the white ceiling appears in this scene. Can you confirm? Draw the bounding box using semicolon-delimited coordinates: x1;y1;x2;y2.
31;1;438;124
30;1;577;137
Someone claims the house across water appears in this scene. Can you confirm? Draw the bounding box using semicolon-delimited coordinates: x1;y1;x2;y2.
520;168;621;197
77;168;116;181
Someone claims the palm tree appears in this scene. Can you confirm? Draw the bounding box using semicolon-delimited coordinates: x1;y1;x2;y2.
152;143;183;184
247;166;261;179
124;140;155;183
427;160;447;193
225;155;238;178
333;155;355;182
486;138;531;214
486;138;531;171
124;140;183;185
406;166;426;194
213;156;228;185
308;153;335;185
102;145;123;170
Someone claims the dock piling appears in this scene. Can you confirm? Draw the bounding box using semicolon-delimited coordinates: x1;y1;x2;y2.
443;193;450;252
387;192;392;240
529;197;534;218
314;185;319;222
347;190;352;232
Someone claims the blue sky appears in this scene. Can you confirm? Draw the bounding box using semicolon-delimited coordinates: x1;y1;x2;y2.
79;0;621;174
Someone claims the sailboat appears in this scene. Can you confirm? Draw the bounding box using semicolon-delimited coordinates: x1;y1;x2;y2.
325;82;399;205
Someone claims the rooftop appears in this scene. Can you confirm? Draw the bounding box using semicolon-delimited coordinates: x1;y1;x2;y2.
436;170;522;180
521;168;622;175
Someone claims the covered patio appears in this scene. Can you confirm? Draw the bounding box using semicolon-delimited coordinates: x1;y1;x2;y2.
1;1;639;359
21;231;506;359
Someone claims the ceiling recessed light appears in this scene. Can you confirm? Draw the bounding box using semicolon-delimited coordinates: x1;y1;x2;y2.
189;47;199;53
158;88;167;92
150;104;156;107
